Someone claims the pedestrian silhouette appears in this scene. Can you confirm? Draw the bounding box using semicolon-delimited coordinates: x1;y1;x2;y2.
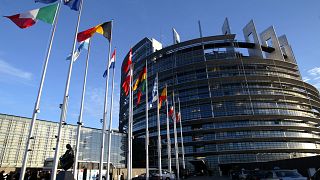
60;144;75;170
0;171;5;180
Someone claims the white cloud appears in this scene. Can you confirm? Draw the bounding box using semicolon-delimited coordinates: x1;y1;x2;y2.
84;87;105;119
308;67;320;76
304;67;320;91
83;85;120;129
303;77;311;82
111;86;120;127
0;59;32;80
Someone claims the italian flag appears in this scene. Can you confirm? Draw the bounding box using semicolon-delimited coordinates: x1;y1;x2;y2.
5;3;58;29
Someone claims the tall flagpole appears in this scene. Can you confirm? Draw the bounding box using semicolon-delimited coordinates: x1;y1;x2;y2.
156;73;162;178
165;84;172;173
19;3;61;180
73;39;92;180
178;97;185;170
130;63;134;179
106;48;116;180
51;0;85;178
99;20;113;180
145;59;150;180
127;64;133;180
172;91;180;180
198;20;214;118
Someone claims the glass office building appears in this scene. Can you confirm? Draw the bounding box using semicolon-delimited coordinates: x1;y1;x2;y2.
119;20;320;173
0;113;126;171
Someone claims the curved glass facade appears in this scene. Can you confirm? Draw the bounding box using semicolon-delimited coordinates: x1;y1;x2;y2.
120;33;320;173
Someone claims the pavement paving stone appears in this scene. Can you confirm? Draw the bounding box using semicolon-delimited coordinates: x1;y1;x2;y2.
185;176;230;180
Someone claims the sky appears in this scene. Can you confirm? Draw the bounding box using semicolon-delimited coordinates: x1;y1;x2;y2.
0;0;320;130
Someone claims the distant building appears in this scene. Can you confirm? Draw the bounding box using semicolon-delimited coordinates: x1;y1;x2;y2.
0;113;126;172
119;19;320;174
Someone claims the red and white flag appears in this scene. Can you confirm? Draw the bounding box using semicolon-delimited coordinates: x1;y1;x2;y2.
123;48;132;74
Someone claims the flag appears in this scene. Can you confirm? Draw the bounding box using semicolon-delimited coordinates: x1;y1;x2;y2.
151;75;158;103
35;0;80;11
95;21;112;41
64;0;81;11
133;66;146;91
136;70;147;106
66;38;90;61
173;28;180;44
148;98;153;109
103;49;116;78
169;106;180;123
158;87;167;109
169;106;174;117
5;3;58;29
122;73;131;96
169;106;180;122
121;48;132;96
123;48;132;74
137;90;142;105
109;49;116;69
77;21;112;42
35;0;58;4
77;26;96;42
148;75;158;109
141;79;146;92
176;112;181;123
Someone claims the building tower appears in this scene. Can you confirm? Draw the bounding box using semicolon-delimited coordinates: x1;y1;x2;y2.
119;19;320;174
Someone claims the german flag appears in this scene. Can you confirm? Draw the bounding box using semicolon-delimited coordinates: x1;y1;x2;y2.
77;21;112;42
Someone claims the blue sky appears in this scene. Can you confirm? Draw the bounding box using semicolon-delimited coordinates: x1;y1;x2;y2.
0;0;320;130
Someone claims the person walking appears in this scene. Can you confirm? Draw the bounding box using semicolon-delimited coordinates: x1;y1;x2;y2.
0;171;5;180
24;171;30;180
13;171;20;180
6;171;14;180
120;172;124;180
29;171;37;180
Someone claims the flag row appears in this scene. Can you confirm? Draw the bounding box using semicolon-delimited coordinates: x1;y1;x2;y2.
121;55;181;122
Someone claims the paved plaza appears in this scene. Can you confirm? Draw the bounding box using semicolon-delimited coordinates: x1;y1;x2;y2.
186;176;230;180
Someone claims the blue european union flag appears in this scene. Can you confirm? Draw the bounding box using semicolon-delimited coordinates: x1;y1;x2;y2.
35;0;58;4
64;0;81;11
